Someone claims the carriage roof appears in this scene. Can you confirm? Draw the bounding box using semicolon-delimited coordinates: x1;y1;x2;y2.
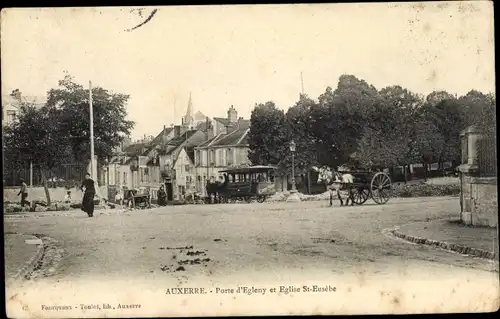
219;165;277;174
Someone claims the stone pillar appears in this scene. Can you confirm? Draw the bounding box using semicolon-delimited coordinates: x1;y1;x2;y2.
466;126;483;167
459;126;483;177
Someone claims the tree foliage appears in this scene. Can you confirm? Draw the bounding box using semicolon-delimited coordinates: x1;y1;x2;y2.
247;101;288;166
247;74;496;181
3;75;135;200
281;94;318;173
46;75;135;165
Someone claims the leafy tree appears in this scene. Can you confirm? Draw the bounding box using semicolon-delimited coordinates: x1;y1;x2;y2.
425;90;456;106
280;94;318;192
46;75;135;168
247;101;288;166
459;90;496;134
282;94;317;171
311;75;384;169
420;96;465;169
3;91;73;205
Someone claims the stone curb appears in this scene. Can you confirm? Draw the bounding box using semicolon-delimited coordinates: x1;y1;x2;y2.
9;234;45;284
388;226;496;260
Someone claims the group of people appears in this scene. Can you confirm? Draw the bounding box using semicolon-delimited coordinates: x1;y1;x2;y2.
16;172;96;217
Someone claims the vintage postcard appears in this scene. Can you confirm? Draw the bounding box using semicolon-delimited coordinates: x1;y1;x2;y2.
2;2;498;317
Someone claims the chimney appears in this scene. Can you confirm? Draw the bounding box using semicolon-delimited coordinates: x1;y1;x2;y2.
205;117;214;140
227;105;238;123
174;125;181;137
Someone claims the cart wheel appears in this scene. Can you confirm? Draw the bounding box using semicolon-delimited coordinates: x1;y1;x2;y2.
370;172;392;204
353;188;370;205
256;196;267;203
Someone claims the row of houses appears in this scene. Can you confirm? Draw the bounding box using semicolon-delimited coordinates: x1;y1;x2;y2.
104;100;252;201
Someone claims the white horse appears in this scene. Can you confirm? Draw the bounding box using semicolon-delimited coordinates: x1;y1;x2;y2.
312;166;355;207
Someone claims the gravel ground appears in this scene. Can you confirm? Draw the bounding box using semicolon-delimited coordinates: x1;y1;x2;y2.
4;197;499;316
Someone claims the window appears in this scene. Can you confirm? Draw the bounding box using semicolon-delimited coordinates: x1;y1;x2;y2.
197;175;201;181
115;168;119;185
209;150;215;165
219;149;226;166
123;172;127;185
195;151;200;166
6;110;16;124
226;148;233;165
185;164;190;172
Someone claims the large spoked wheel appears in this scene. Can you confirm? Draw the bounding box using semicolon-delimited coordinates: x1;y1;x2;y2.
370;172;392;204
256;196;267;203
352;188;370;205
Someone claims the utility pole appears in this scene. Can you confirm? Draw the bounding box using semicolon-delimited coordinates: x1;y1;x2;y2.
29;161;33;209
89;81;95;182
300;72;304;96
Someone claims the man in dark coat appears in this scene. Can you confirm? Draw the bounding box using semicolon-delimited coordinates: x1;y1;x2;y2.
80;173;96;217
157;184;167;206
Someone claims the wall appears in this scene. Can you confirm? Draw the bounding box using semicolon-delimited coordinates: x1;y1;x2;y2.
4;185;109;203
458;126;498;227
460;176;497;227
213;120;227;136
173;149;196;198
234;147;251;165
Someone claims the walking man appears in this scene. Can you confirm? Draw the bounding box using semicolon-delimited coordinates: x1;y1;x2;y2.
80;173;96;217
18;178;29;208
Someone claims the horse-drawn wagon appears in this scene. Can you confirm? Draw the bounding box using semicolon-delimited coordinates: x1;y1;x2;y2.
343;171;393;205
314;167;392;206
124;188;151;209
206;165;277;203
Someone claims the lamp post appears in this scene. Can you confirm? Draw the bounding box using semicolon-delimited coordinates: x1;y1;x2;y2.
290;140;297;192
286;140;301;202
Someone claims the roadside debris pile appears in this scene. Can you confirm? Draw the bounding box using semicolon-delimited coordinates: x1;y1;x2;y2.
266;191;330;202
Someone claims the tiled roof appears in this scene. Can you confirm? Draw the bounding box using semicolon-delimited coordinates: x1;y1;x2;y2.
145;127;174;152
123;143;147;156
195;134;221;148
196;121;210;131
213;117;230;126
211;128;249;147
227;119;250;131
166;130;198;147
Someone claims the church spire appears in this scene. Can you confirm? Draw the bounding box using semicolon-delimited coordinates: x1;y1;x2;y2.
183;92;194;128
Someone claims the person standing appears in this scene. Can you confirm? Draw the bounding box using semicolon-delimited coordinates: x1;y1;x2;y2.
18;178;29;208
157;184;167;206
80;173;96;217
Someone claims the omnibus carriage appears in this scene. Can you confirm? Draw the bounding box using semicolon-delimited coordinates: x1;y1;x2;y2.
218;165;277;203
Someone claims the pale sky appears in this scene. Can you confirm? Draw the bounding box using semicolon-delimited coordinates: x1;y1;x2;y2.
1;2;495;140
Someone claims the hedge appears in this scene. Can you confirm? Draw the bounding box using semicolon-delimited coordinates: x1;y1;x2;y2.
392;183;460;198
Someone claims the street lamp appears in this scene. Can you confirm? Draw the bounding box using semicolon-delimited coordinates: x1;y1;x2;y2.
289;140;297;192
286;140;301;202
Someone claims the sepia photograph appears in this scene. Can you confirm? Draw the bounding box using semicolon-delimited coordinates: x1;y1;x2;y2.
2;2;498;317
